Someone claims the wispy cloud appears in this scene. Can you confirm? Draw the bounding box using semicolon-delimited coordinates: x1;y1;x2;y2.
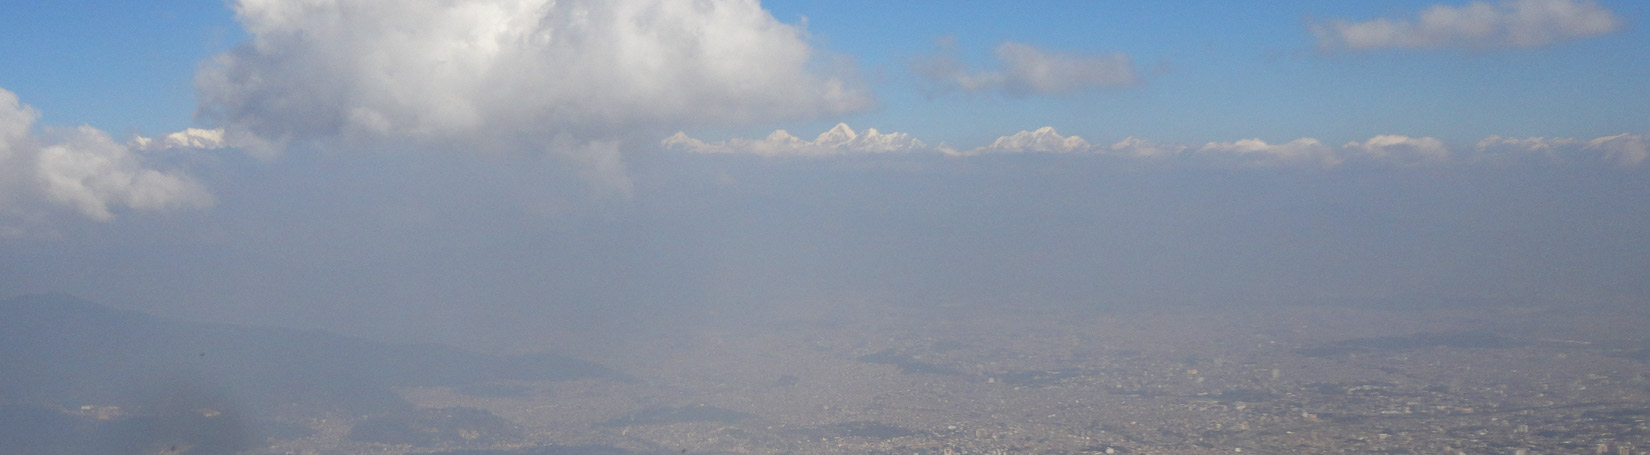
915;40;1138;96
0;88;213;222
1311;0;1622;51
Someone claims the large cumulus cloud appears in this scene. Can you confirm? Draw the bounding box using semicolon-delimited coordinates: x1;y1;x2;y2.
196;0;874;181
0;88;213;224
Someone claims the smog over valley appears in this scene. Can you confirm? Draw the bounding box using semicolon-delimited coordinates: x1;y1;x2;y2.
2;1;1649;454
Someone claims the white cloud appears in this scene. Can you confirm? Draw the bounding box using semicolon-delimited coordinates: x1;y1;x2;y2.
962;132;1192;158
130;128;230;151
0;90;33;148
669;126;1122;158
1108;137;1187;158
664;123;925;157
0;88;213;222
198;0;873;178
1591;133;1649;167
1477;133;1648;166
1477;135;1573;163
0;90;40;214
1312;0;1622;51
1343;135;1452;165
916;41;1138;96
994;43;1139;95
662;125;1650;172
37;127;215;220
1477;135;1569;151
953;127;1093;155
1197;138;1342;168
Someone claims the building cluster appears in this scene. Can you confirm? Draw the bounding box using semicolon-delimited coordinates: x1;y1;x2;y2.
261;302;1650;455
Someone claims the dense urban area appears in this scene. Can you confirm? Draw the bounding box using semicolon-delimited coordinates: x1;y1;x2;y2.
215;299;1650;455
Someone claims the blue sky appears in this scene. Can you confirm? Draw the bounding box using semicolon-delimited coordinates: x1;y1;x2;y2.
2;0;1645;145
761;0;1650;146
1;0;1647;343
0;0;240;134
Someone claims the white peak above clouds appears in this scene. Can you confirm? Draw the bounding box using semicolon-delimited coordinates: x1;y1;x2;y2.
1312;0;1622;51
989;126;1093;153
37;127;214;221
664;123;925;157
1197;138;1341;168
1108;137;1188;158
0;88;213;223
665;125;1648;170
1478;133;1648;166
1343;135;1451;165
815;123;861;146
1581;133;1646;166
130;128;230;151
946;127;1093;156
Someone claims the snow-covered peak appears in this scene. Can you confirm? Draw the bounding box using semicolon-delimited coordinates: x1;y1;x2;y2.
665;123;925;156
976;126;1091;154
815;123;859;145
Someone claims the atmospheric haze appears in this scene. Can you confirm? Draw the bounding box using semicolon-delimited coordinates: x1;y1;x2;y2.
2;1;1650;454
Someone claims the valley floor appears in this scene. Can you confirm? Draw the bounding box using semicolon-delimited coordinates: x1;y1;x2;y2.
259;300;1650;455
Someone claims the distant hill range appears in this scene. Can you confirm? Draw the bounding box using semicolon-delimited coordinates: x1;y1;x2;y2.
0;293;625;416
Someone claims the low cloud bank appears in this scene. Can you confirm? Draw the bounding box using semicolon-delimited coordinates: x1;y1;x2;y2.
665;124;1649;169
0;88;213;224
662;123;925;157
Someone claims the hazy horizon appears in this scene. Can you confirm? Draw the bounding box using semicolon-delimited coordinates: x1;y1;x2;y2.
7;3;1650;453
1;0;1648;376
4;147;1647;351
